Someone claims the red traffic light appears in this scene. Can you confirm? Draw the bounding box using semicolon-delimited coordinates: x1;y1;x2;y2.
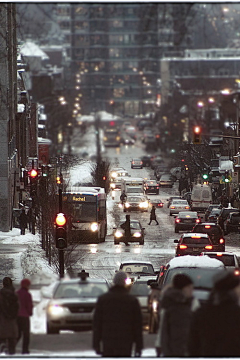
29;169;38;178
55;213;67;227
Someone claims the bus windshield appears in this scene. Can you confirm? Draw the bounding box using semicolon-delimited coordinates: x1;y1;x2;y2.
72;203;97;222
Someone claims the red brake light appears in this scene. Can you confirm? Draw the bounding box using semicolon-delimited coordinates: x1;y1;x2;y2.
196;218;200;223
191;235;201;239
205;245;213;250
219;238;224;244
185;206;190;209
205;225;211;229
216;253;223;256
175;218;180;223
171;206;175;209
179;244;188;249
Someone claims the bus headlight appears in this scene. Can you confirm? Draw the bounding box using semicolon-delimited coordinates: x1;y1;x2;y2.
91;222;98;232
110;183;116;189
133;232;141;238
115;230;123;238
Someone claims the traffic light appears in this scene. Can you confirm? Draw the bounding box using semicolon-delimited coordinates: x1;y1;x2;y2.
193;126;202;144
29;168;39;197
55;212;67;249
202;173;209;180
223;170;230;183
56;174;63;185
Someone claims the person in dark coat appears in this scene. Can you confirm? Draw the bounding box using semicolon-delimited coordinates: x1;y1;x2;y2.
19;208;29;235
148;205;159;225
189;271;240;357
93;271;143;357
120;214;131;246
16;278;33;354
155;274;199;357
0;277;19;355
120;190;127;205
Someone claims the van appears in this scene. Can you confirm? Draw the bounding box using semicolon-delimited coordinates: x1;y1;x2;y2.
190;184;212;211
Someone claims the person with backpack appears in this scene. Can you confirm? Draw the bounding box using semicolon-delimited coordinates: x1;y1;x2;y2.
0;277;19;355
16;278;33;355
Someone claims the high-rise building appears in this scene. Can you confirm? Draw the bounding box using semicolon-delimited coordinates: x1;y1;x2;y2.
56;3;176;116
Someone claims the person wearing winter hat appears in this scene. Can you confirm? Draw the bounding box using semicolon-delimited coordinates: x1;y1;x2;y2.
0;277;19;355
155;273;199;357
189;271;240;357
16;278;33;354
93;271;143;357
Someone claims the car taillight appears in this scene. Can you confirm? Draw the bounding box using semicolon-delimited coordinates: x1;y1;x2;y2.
175;219;180;223
205;225;211;229
179;244;188;249
219;238;225;244
185;206;190;209
171;206;175;209
234;269;240;276
196;218;201;223
205;245;213;250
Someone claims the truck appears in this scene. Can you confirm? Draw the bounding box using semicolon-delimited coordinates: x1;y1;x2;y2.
121;177;144;195
190;184;212;211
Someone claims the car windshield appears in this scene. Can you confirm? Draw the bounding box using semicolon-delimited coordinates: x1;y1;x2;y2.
121;264;154;275
182;236;210;244
179;212;197;218
130;283;151;296
164;268;224;290
205;254;236;267
54;282;109;299
173;200;188;205
128;197;143;202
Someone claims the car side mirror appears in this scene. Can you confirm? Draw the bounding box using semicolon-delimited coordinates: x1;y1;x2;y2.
174;239;179;243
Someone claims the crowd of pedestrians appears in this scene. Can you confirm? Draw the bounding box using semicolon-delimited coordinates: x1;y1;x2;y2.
0;277;33;355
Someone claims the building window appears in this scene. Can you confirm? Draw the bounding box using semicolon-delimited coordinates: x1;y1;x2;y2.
218;68;229;76
75;6;88;16
109;48;121;58
75;21;88;30
109;35;124;44
111;62;123;70
114;88;125;98
112;20;123;28
59;21;70;30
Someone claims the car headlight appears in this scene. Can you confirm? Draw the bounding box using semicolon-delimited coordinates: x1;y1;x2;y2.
91;222;98;232
110;183;116;189
133;231;141;238
125;203;130;208
125;278;132;285
139;201;148;208
47;304;67;316
115;230;124;238
118;203;123;208
111;172;117;178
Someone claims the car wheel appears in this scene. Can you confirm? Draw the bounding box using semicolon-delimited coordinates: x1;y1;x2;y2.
139;239;144;245
47;323;59;335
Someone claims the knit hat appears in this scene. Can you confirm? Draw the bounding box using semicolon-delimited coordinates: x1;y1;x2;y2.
2;277;12;288
173;273;193;290
21;278;31;288
214;272;240;292
113;271;127;287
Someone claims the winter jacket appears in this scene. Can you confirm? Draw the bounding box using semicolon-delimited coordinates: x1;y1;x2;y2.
0;287;19;339
155;286;197;357
16;287;33;317
93;285;143;356
150;208;156;220
189;290;240;357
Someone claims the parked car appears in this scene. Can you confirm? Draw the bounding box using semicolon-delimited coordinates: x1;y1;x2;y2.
174;211;201;233
148;255;225;333
159;174;174;188
113;219;145;245
46;272;109;334
131;158;143;169
144;180;159;195
225;212;240;234
174;233;213;256
201;251;239;272
192;222;225;251
124;195;149;212
169;199;190;216
217;207;239;231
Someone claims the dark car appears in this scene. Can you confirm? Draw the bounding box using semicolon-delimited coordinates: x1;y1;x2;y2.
159;174;174;188
167;196;182;208
192;222;225;251
141;155;152;167
217;207;239;231
150;199;164;208
174;211;201;233
205;204;221;221
208;208;221;223
225;212;240;234
151;155;164;170
46;272;109;334
144;180;159;195
113;219;145;245
154;165;169;181
174;233;213;256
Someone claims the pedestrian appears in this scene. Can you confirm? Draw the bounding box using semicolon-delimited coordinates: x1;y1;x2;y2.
189;271;240;357
148;205;159;225
16;278;33;355
93;271;143;357
120;214;131;246
19;207;29;235
0;277;19;355
120;190;127;205
155;273;199;357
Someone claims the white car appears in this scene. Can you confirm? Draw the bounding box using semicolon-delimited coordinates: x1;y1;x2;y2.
131;158;143;169
201;251;240;273
169;199;190;216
